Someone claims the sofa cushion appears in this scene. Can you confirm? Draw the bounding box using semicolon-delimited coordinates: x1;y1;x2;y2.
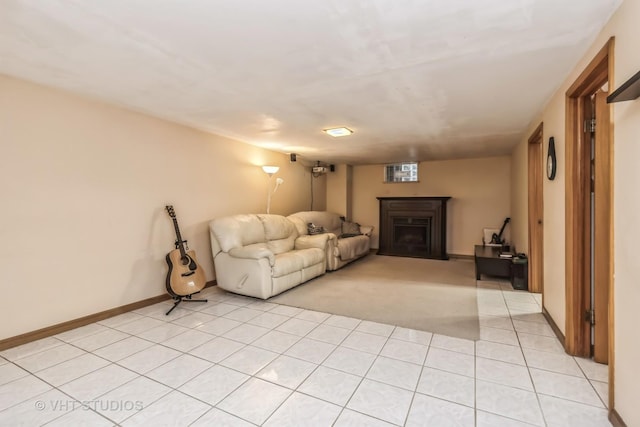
288;211;343;236
337;235;370;261
211;214;266;252
228;243;275;266
268;236;297;255
258;214;297;254
259;214;296;240
288;216;308;236
341;221;362;238
272;248;324;277
297;247;325;267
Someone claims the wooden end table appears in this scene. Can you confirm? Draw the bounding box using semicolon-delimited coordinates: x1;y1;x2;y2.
474;245;514;282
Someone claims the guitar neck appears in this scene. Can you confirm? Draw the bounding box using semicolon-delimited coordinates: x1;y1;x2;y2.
498;218;510;239
172;218;188;258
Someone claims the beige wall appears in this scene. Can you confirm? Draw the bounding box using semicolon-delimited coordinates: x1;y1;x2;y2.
350;157;511;255
309;173;327;213
325;164;353;219
0;74;324;340
326;164;348;216
510;0;640;423
511;94;567;331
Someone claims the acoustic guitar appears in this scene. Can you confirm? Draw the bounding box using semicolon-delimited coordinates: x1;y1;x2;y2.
165;205;206;297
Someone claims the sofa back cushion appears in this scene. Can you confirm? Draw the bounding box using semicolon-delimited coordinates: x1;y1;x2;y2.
210;214;266;252
287;216;308;236
288;211;343;236
258;214;297;254
340;221;362;237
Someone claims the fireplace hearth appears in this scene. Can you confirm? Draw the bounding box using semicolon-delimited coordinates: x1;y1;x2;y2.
377;197;450;259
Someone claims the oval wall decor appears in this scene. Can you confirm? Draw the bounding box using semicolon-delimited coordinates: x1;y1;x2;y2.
547;136;557;180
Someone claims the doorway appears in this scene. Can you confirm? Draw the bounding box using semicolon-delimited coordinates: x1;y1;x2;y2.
564;38;614;409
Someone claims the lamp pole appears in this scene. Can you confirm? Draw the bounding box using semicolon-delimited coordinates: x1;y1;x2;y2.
266;174;273;214
261;166;281;214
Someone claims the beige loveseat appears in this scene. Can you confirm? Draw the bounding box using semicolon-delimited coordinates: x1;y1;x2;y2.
287;211;373;271
209;214;329;299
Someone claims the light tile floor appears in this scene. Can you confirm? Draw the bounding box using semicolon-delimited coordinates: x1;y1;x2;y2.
0;279;612;426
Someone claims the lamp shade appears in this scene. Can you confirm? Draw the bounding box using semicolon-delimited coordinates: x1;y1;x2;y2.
262;165;279;175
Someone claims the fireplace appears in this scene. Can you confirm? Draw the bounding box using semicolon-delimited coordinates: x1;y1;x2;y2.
394;218;431;248
377;197;450;259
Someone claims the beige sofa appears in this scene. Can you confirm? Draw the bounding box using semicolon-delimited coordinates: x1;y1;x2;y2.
209;214;329;299
287;211;373;271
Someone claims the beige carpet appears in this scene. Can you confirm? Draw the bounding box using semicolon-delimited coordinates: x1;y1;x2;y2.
270;255;480;340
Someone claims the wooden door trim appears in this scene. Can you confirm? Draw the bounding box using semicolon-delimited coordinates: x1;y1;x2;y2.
528;122;543;144
527;122;543;295
594;90;611;365
565;94;593;358
564;37;615;412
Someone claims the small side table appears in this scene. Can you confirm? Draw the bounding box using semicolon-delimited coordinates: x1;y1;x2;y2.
474;245;513;281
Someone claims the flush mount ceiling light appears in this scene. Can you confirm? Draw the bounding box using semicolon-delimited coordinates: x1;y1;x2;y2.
323;127;353;137
262;165;279;176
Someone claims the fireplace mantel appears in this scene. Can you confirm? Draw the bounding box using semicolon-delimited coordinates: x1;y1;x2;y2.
377;197;451;260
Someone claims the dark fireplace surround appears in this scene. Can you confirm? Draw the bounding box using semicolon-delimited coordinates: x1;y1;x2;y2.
377;197;450;260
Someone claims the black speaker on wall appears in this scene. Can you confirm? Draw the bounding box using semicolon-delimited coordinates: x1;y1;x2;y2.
290;153;297;162
329;164;335;172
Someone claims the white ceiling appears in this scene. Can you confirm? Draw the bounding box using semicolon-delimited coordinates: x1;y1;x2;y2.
0;0;622;165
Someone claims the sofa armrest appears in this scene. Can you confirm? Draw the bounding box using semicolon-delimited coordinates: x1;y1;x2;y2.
295;233;330;250
360;225;374;236
228;246;275;266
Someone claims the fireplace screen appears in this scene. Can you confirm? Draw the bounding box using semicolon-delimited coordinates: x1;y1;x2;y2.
392;218;431;252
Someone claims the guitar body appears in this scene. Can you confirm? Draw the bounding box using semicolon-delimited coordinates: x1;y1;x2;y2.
165;249;206;297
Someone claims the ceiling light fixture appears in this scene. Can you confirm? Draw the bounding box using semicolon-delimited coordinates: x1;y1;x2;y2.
323;127;353;137
262;165;280;176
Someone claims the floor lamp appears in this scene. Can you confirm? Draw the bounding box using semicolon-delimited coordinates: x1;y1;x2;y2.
262;166;283;214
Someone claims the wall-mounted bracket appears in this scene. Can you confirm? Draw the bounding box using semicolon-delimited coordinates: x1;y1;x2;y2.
607;70;640;103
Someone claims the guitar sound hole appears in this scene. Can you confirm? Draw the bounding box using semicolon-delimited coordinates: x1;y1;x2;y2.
181;257;190;266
